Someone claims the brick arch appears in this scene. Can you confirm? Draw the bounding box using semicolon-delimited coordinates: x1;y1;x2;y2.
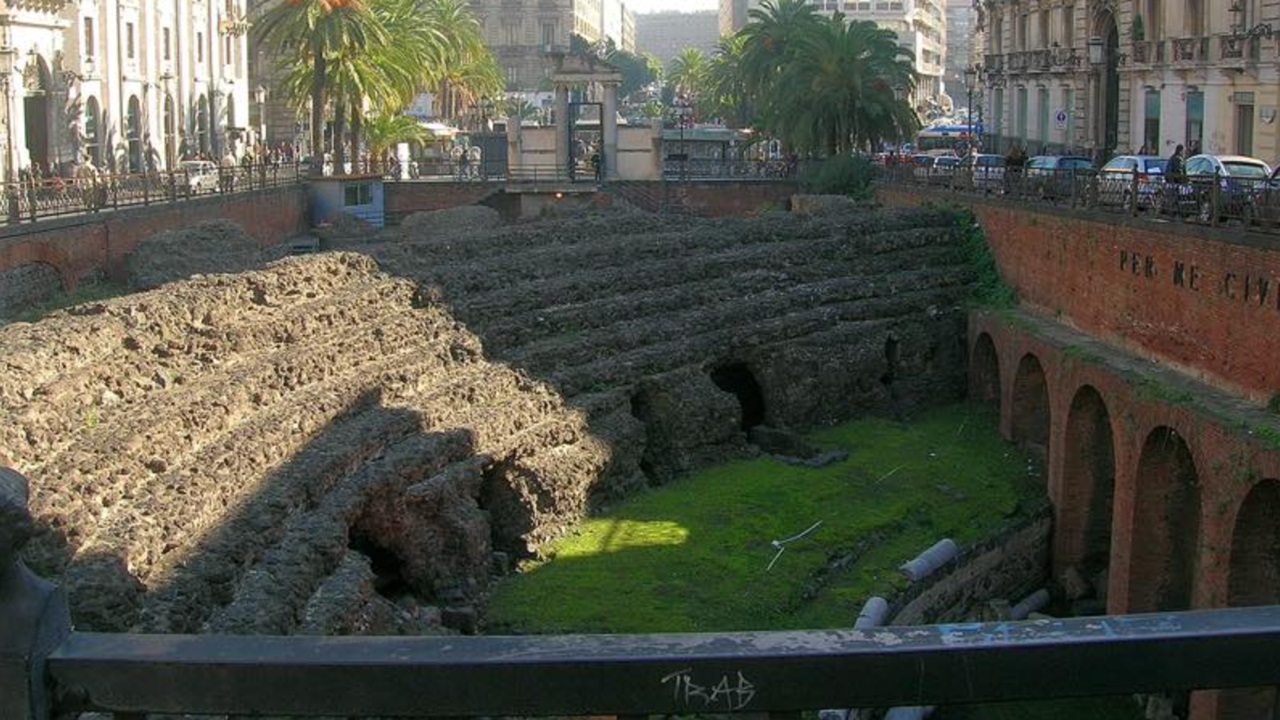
1217;478;1280;720
969;332;1000;408
1;240;73;291
1055;385;1115;580
1128;426;1201;613
1010;353;1050;462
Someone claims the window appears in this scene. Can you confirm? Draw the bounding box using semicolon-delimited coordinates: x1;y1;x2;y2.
1144;0;1162;38
541;21;555;47
343;183;373;206
197;32;204;63
83;18;95;59
1016;86;1028;140
163;28;171;61
1186;0;1204;36
224;35;233;65
993;88;1004;134
502;19;520;45
1185;89;1203;149
126;22;135;60
1037;87;1049;141
1037;10;1048;48
1016;13;1028;50
1143;89;1160;152
1061;6;1074;47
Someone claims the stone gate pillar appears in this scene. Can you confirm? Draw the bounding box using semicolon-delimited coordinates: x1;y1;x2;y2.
602;82;618;181
554;85;569;175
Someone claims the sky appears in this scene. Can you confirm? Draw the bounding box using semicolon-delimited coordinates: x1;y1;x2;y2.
630;0;717;15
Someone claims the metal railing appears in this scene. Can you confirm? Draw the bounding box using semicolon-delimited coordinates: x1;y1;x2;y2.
662;158;798;181
6;469;1280;719
880;163;1280;233
1;163;305;225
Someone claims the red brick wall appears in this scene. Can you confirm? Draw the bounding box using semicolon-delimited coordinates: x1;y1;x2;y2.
881;187;1280;405
0;186;308;289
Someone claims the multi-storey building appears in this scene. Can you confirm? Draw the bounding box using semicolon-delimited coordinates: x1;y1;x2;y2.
979;0;1279;162
945;0;979;112
470;0;635;93
636;10;719;69
0;0;250;182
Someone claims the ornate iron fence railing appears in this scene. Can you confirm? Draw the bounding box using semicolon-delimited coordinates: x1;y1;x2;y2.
0;163;305;225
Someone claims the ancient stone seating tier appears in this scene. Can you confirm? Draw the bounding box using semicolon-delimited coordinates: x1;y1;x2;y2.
0;201;975;635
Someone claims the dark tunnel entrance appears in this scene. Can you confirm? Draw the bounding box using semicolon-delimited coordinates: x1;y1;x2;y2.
348;529;410;600
710;363;766;430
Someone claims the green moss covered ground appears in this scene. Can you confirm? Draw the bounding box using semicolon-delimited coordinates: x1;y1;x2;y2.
487;402;1042;633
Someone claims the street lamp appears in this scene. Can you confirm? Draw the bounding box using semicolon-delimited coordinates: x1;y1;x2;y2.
671;93;693;181
1087;36;1105;66
963;66;976;150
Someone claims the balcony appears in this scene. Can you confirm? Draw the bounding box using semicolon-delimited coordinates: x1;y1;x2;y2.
1028;48;1051;72
983;53;1003;72
1172;36;1211;64
1006;50;1029;73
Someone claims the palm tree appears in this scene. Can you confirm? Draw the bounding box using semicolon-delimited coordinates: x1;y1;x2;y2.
253;0;386;175
667;48;709;99
736;0;820;99
418;0;502;122
364;113;431;172
706;35;751;128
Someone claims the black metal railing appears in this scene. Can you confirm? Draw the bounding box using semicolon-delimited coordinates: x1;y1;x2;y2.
879;163;1280;233
6;466;1280;719
662;158;797;181
0;163;305;225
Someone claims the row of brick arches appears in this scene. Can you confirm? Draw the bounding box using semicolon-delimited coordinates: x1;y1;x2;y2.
970;315;1280;720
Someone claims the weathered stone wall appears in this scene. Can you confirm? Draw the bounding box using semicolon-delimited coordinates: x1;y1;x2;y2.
0;262;63;319
2;202;977;636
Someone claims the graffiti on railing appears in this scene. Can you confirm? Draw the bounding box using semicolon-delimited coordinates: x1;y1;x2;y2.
661;667;757;711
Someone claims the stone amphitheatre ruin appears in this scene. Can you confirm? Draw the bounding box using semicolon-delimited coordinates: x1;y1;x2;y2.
0;200;978;635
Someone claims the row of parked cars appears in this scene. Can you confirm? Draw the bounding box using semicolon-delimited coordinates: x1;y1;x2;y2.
906;151;1280;225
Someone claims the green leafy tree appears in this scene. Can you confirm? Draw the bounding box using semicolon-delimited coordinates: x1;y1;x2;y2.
768;16;918;154
667;47;709;99
705;35;751;128
253;0;386;175
364;113;431;170
606;48;660;100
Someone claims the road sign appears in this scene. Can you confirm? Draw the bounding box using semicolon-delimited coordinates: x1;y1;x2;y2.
1054;108;1069;130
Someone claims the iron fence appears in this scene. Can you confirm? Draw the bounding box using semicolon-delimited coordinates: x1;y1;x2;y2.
0;163;305;225
662;157;797;181
879;163;1280;234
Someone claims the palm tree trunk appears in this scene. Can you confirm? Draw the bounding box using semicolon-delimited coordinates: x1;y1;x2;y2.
350;101;362;173
310;52;327;177
333;102;347;176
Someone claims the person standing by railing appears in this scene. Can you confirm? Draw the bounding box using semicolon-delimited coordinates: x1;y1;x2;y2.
1164;144;1186;215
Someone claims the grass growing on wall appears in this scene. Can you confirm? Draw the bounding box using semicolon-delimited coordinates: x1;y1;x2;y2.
486;402;1045;634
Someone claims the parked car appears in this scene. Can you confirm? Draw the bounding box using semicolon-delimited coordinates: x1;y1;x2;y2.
1022;155;1094;199
1177;154;1271;222
911;154;937;182
1248;164;1280;228
929;155;961;185
955;153;1005;192
180;160;220;195
1098;155;1168;211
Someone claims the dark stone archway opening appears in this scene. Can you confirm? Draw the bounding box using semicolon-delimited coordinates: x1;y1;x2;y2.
1130;426;1200;613
1061;385;1115;578
1011;353;1050;467
348;529;410;600
1219;478;1280;720
710;363;765;430
970;333;1001;408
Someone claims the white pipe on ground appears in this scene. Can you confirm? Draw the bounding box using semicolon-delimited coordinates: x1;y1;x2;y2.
898;538;958;582
855;596;890;630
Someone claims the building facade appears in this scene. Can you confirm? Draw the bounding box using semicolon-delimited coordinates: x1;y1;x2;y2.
469;0;635;93
635;10;719;69
978;0;1280;162
945;0;979;113
0;0;250;182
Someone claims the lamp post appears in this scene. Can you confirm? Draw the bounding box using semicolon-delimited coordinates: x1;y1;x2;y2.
672;93;693;181
963;66;976;153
